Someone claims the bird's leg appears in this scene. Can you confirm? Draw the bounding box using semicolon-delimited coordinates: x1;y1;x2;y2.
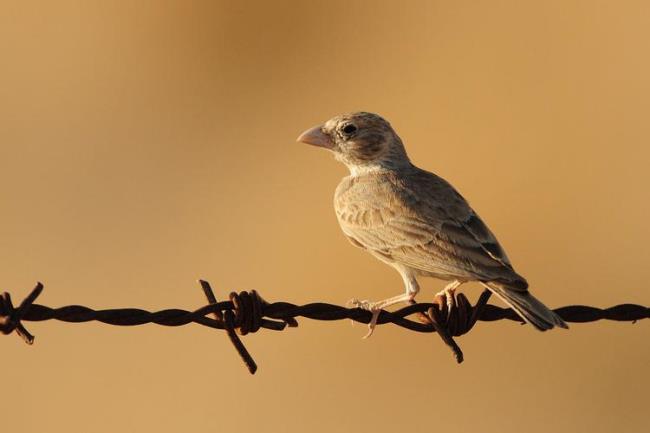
435;280;462;316
348;272;419;339
348;294;413;339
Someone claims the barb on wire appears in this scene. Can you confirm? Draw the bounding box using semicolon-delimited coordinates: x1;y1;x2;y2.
1;281;648;374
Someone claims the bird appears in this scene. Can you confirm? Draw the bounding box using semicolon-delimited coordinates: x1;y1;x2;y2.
297;112;568;338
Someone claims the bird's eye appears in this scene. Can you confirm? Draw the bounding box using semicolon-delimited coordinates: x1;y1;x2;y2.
342;124;357;135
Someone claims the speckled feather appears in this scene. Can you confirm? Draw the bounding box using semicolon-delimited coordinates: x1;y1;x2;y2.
335;166;527;288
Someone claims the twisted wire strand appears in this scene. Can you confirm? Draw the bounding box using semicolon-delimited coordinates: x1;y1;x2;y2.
2;282;648;374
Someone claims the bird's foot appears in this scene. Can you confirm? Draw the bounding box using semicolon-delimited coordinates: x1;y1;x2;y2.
435;281;462;318
347;298;382;339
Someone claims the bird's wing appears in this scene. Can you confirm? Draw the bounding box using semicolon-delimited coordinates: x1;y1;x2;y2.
335;170;523;285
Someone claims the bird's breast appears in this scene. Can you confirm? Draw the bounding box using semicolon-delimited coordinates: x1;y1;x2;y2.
333;174;399;228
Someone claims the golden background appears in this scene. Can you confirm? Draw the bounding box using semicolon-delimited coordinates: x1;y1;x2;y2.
2;1;648;432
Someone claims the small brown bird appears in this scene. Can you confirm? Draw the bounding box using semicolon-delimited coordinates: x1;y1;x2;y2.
297;112;567;338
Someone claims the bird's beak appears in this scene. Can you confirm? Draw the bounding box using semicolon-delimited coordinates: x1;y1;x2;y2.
296;125;334;149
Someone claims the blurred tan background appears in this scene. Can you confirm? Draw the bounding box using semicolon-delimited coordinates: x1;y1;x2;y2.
1;1;649;432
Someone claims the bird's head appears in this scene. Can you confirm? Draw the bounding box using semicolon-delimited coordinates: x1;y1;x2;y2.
297;112;410;174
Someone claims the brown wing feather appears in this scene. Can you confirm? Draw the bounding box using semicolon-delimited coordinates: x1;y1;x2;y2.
335;168;526;286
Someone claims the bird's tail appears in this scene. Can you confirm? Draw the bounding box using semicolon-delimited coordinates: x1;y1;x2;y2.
482;282;568;331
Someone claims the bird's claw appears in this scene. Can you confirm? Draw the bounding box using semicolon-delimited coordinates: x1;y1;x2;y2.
445;291;455;314
347;298;364;326
347;298;371;309
435;285;458;319
348;298;382;338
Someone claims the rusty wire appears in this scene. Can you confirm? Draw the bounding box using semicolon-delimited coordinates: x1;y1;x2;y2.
2;281;648;374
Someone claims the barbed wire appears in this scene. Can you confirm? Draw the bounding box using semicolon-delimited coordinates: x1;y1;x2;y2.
1;281;648;374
